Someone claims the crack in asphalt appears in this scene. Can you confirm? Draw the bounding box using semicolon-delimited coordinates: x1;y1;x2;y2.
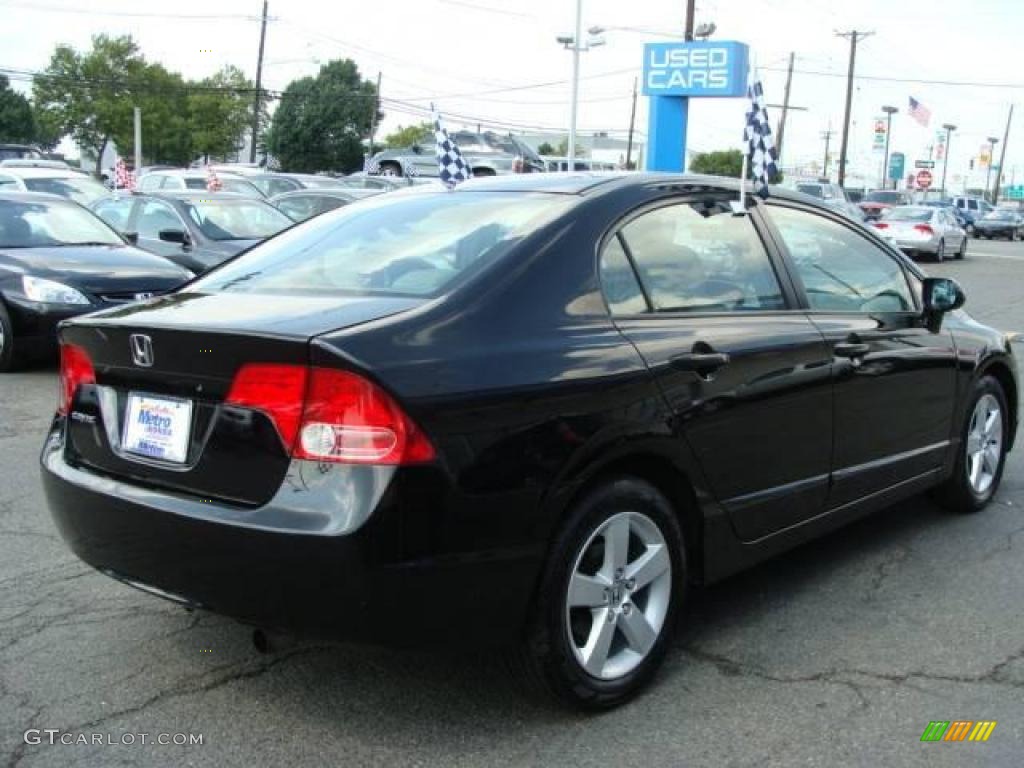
863;545;910;602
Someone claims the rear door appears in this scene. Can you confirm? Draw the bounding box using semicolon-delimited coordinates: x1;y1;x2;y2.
762;202;957;508
602;194;834;541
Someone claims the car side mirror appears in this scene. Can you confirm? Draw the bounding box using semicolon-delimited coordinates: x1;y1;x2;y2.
122;231;139;245
923;277;965;314
158;228;189;245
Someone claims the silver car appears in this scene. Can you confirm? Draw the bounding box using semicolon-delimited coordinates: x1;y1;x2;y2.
873;205;967;262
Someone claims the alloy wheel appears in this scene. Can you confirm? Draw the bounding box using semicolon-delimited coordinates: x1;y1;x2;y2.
966;393;1003;495
565;511;672;680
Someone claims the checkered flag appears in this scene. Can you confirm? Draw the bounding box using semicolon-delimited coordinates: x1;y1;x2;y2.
114;157;135;191
363;154;380;175
431;105;471;187
206;165;222;192
743;79;779;199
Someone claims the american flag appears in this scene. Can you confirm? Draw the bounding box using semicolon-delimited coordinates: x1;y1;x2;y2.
743;79;779;199
909;97;931;127
431;105;471;187
206;165;223;192
114;157;135;191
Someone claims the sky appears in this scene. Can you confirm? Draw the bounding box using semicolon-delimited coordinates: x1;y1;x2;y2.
1;0;1020;191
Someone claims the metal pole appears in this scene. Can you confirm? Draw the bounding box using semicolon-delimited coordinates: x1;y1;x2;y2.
993;105;1013;206
881;106;897;189
567;0;582;168
133;107;142;172
625;76;637;169
367;72;381;162
250;0;268;163
821;126;832;177
940;124;955;199
775;52;794;166
684;0;695;41
984;137;998;203
836;31;872;188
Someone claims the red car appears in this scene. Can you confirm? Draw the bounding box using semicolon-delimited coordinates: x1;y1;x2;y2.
859;190;912;220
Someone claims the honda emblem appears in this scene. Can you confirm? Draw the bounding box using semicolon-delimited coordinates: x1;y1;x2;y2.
129;334;154;367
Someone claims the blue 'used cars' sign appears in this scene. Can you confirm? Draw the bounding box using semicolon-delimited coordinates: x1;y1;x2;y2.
642;41;750;98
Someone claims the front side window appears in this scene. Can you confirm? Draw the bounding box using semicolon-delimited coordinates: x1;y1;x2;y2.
617;200;785;313
136;200;186;240
768;205;914;313
275;196;320;223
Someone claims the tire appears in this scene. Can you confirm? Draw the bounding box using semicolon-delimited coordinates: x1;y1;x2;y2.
934;240;945;263
378;162;402;178
0;301;22;373
933;376;1009;513
522;477;685;710
957;236;967;260
967;223;975;236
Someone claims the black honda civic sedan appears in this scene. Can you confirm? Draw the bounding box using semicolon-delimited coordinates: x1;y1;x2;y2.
42;174;1017;708
0;192;192;371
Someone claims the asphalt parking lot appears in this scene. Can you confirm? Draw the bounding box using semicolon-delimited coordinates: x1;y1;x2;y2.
2;236;1023;768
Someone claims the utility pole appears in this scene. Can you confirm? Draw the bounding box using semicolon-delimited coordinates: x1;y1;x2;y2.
984;136;999;203
835;30;873;188
881;105;897;190
821;125;834;178
133;107;142;173
774;52;795;166
993;104;1013;205
685;0;696;40
250;0;269;164
625;76;637;169
939;123;956;198
366;72;382;163
567;0;583;165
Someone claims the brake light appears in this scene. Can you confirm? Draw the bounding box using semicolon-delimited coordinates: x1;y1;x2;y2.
225;365;435;465
913;224;934;235
512;156;525;173
58;343;95;415
874;222;889;229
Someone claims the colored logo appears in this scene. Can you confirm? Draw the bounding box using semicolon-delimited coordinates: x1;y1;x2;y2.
920;721;997;742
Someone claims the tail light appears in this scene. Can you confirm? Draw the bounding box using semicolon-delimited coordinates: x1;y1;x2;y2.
226;364;435;465
512;156;525;173
874;222;889;229
913;224;935;235
58;343;95;415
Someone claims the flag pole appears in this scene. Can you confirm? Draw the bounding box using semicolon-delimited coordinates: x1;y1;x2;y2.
735;54;754;214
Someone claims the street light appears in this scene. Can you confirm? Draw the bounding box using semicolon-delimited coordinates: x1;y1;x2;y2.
940;123;956;198
558;1;605;169
881;105;898;190
984;136;999;204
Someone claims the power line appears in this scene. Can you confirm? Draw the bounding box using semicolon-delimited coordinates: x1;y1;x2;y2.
761;64;1024;90
0;0;264;21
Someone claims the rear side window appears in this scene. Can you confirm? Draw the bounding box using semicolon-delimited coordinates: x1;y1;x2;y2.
599;235;647;314
193;191;572;298
616;200;785;313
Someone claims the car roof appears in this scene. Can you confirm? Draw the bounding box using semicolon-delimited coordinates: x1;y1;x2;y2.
149;169;246;178
0;190;72;203
0;166;97;179
269;189;357;201
135;190;257;202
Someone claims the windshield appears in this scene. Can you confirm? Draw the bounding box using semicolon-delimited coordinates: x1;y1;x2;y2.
182;199;292;241
795;184;824;199
883;207;933;222
865;191;903;204
23;176;108;205
0;147;42;161
192;191;572;298
0;199;122;248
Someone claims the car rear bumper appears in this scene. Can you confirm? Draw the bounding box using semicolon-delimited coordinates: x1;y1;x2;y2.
41;422;542;648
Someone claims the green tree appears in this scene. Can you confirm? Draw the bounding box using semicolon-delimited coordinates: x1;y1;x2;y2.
265;59;379;173
135;63;191;166
188;65;253;162
33;35;148;176
31;104;63;151
689;149;744;177
555;138;585;157
536;141;555;155
0;75;35;144
383;122;431;149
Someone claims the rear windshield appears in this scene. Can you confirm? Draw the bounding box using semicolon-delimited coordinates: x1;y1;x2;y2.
182;199;293;240
795;184;824;199
23;176;108;205
865;191;904;204
192;191;571;298
883;208;932;222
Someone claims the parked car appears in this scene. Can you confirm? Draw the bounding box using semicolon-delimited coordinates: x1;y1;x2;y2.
542;156;618;172
371;131;545;177
0;191;190;370
136;170;265;198
789;180;865;222
0;144;43;162
0;167;110;207
858;189;912;221
248;173;357;198
269;189;364;223
872;205;967;261
923;200;970;230
44;173;1017;709
90;190;293;274
335;175;406;192
951;195;995;228
973;208;1024;240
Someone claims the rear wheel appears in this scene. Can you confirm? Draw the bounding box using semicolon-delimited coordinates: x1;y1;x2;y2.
933;376;1009;513
0;301;22;373
957;235;967;259
523;477;684;709
378;162;402;177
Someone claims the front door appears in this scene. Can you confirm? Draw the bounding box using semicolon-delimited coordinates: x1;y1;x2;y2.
600;195;834;542
763;203;958;508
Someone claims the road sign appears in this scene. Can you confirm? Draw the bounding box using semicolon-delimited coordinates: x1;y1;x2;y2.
915;160;935;169
888;152;905;181
1008;185;1024;200
916;169;933;189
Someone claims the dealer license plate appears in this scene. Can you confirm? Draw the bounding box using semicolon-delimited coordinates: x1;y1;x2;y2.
121;393;193;464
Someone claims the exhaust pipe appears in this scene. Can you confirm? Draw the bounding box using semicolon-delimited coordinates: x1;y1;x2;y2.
252;628;297;654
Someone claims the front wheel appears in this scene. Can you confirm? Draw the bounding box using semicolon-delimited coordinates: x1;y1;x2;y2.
523;477;684;709
0;301;22;373
933;376;1009;513
934;239;945;262
378;162;402;177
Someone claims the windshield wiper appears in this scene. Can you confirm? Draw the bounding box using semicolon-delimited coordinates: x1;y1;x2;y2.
53;241;120;247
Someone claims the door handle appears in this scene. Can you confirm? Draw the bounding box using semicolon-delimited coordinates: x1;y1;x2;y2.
669;351;731;373
834;342;871;359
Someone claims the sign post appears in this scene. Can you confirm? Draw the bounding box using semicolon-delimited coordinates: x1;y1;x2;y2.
642;41;750;171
